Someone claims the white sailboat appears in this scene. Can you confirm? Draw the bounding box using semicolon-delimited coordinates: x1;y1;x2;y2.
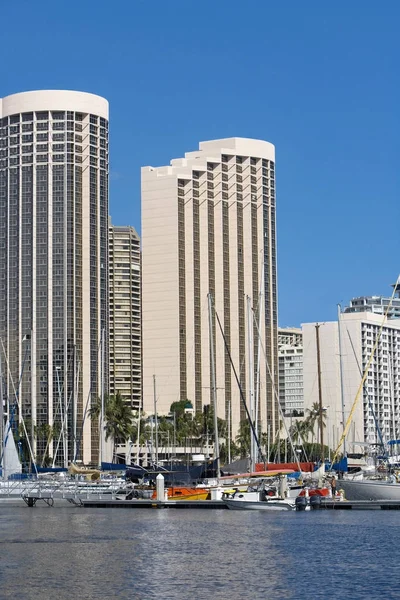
2;419;22;479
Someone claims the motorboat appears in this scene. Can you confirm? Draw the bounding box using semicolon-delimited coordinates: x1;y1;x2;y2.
224;495;295;511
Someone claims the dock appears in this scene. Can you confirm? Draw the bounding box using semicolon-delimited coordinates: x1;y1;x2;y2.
81;499;228;509
80;498;400;510
320;499;400;510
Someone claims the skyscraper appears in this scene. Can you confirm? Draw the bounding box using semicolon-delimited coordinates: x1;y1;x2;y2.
0;90;109;466
141;138;278;438
109;220;141;410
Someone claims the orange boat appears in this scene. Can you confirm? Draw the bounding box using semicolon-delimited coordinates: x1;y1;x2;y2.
152;486;209;501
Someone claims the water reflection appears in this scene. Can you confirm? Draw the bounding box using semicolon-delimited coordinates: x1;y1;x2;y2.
0;507;399;599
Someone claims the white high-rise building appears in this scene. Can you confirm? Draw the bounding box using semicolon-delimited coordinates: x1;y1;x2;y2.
109;221;141;409
278;327;303;415
0;90;109;465
141;138;278;437
302;313;400;452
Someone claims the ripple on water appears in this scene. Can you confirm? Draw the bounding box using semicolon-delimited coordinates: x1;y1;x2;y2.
0;507;399;599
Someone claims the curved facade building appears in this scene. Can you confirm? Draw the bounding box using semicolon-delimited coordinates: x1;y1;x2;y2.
142;138;278;440
0;90;109;466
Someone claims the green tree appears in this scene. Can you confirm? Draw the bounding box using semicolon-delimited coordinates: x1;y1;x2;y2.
305;402;327;442
170;399;193;419
236;419;251;458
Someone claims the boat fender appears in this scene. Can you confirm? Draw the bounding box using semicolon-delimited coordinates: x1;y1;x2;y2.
339;489;345;501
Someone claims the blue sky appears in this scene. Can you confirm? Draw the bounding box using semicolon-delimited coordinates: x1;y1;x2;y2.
1;0;398;327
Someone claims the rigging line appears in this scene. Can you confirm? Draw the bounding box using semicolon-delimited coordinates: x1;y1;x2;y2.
251;309;303;473
214;308;265;463
331;274;400;465
42;351;74;467
0;336;37;476
345;327;386;455
52;384;75;468
74;337;102;462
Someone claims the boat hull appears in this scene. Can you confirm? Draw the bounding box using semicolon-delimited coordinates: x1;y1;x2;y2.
224;499;294;511
339;479;400;501
172;492;209;501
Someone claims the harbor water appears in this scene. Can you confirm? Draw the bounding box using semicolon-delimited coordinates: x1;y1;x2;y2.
0;505;399;599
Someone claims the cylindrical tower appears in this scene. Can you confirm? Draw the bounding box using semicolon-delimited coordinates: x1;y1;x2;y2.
0;90;109;466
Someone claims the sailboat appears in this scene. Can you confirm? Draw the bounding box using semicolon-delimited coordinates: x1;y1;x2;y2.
1;419;22;479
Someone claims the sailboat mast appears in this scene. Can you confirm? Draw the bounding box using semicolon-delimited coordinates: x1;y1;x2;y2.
73;351;80;462
0;349;3;475
227;398;231;465
315;323;324;464
247;295;256;472
254;265;264;466
100;327;105;467
388;353;395;441
0;344;3;464
337;305;346;456
153;374;158;466
208;293;220;478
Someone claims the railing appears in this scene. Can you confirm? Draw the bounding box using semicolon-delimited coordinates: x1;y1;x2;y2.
0;478;129;503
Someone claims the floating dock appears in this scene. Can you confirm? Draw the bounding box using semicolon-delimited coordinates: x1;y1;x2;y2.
80;498;400;510
81;499;228;509
320;499;400;510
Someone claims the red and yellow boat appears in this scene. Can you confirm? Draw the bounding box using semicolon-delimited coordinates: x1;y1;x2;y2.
152;486;209;501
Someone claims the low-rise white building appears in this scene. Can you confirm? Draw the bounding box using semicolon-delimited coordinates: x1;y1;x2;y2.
302;313;400;453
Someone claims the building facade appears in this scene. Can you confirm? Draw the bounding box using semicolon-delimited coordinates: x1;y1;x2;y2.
0;90;109;466
141;137;278;439
344;283;400;319
278;327;303;416
302;313;400;453
109;221;141;410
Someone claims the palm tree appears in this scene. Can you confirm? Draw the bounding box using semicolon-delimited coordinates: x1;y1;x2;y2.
236;419;251;458
89;392;134;461
305;403;327;439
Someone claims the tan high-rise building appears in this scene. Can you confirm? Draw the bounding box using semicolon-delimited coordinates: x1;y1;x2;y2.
109;221;141;409
141;138;278;438
0;90;109;465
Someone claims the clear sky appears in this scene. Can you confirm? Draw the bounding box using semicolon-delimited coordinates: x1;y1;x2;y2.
1;0;398;328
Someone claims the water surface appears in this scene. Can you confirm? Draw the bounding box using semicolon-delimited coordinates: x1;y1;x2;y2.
0;505;398;599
